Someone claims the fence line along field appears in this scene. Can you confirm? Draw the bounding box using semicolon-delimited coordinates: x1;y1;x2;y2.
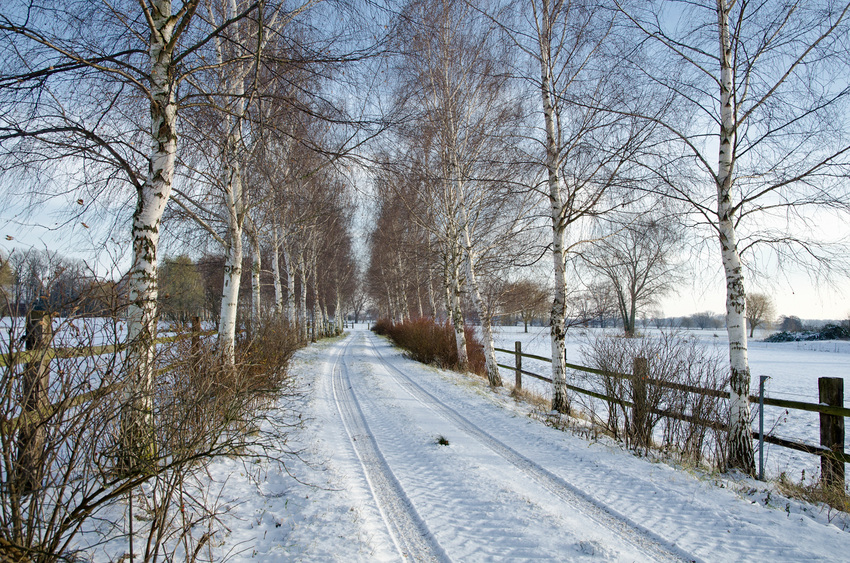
489;325;850;483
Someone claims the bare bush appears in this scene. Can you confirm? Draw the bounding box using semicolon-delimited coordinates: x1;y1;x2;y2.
579;332;729;467
0;304;302;562
372;318;486;377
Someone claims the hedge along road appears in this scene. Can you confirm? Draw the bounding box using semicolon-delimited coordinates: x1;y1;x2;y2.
312;327;850;562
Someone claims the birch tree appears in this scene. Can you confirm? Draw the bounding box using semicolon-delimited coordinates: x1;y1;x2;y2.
485;0;655;412
0;0;234;461
170;0;328;359
616;0;850;473
391;0;535;386
367;165;438;321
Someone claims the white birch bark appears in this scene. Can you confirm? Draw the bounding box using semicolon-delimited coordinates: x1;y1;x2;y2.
217;89;245;362
427;267;437;320
218;183;243;363
283;241;296;324
248;222;261;324
272;222;283;316
214;0;281;360
427;240;437;319
383;279;393;320
416;283;424;319
214;0;248;364
443;258;452;324
537;0;570;413
395;254;408;321
122;0;180;460
310;246;321;341
334;288;342;333
298;251;308;341
461;223;501;386
717;1;754;473
449;245;468;369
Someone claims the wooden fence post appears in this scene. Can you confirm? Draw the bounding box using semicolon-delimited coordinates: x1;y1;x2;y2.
632;357;649;449
16;308;52;493
514;341;522;391
818;377;844;491
191;315;201;357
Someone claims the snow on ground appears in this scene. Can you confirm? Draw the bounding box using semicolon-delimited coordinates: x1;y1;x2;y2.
201;327;850;562
490;325;850;481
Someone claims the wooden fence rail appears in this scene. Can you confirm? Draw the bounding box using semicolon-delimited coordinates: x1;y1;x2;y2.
0;329;217;368
1;318;216;435
494;343;848;487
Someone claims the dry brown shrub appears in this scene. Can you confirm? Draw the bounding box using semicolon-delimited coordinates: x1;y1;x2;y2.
373;318;486;376
579;331;729;468
1;309;302;562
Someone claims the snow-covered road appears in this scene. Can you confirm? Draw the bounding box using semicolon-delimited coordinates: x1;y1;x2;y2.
213;328;850;561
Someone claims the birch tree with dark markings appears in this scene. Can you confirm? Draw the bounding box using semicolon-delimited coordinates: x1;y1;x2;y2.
0;0;221;463
486;0;656;411
616;0;850;474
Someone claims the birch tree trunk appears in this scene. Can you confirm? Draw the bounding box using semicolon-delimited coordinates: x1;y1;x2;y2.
249;224;261;325
717;1;754;474
272;222;283;316
427;253;437;319
298;251;308;341
449;245;468;369
283;241;296;324
335;288;342;333
214;0;256;364
396;255;409;321
385;278;396;321
311;248;321;341
461;222;501;386
549;217;570;414
218;189;243;363
537;0;570;414
443;258;452;324
122;0;182;462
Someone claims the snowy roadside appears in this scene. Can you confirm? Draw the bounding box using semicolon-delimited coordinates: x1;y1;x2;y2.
203;328;850;562
489;325;850;480
195;335;380;562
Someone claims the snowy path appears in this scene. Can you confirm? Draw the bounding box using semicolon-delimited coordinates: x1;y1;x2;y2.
212;327;850;561
356;333;686;562
331;335;449;561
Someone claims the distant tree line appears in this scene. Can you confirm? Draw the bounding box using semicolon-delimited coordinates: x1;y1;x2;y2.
0;249;118;317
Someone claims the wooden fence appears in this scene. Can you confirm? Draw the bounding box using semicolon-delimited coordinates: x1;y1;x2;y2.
495;342;848;488
2;314;216;434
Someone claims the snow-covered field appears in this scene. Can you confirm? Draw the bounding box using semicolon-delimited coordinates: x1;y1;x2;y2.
0;316;194;351
183;328;850;561
489;325;850;481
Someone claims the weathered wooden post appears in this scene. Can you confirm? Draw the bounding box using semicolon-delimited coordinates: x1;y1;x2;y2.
514;341;522;391
16;307;52;493
818;377;844;491
191;315;201;357
632;357;649;449
759;375;768;480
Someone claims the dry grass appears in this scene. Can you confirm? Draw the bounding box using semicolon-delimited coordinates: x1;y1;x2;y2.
777;471;850;516
579;331;729;469
1;313;304;562
509;386;550;411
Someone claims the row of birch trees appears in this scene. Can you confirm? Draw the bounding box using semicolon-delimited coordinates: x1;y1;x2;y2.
366;0;850;476
5;0;850;480
1;0;370;465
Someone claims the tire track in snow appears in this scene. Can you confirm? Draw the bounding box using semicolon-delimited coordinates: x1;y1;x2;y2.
363;333;695;563
331;335;449;562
